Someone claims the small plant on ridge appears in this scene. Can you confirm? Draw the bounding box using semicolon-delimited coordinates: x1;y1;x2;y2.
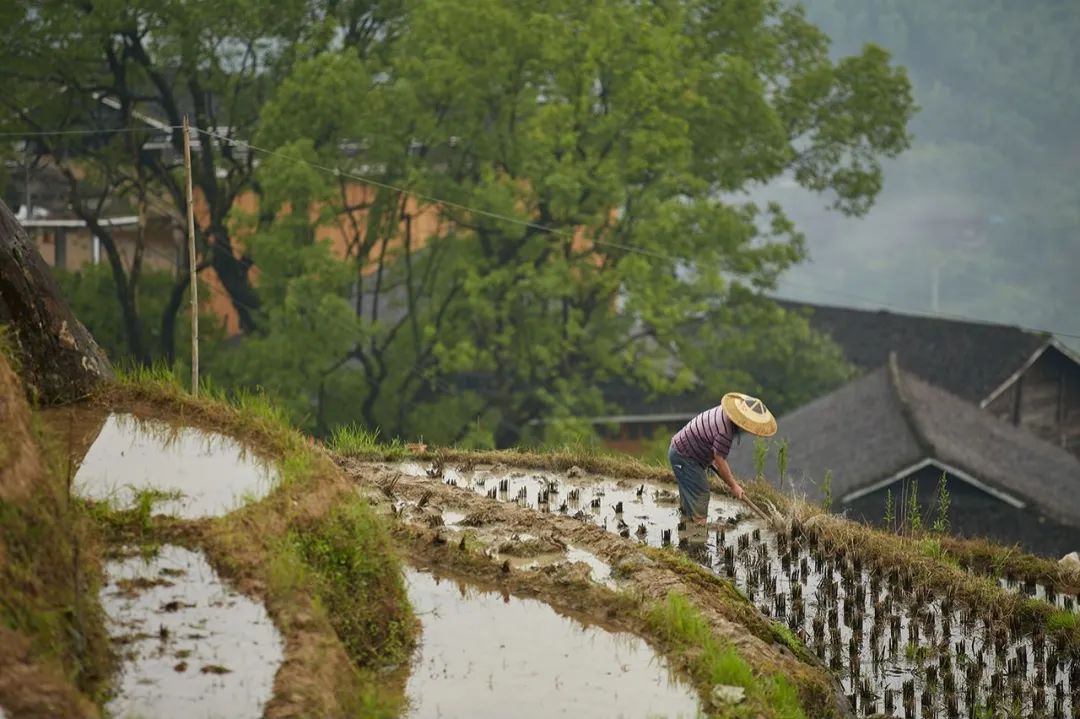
933;472;951;534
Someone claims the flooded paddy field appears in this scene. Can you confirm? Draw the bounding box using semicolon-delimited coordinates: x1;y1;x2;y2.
403;567;700;718
71;413;278;518
101;544;284;719
396;460;1079;719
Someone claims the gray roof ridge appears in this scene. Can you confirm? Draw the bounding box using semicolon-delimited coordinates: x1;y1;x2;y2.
885;351;937;459
774;297;1046;336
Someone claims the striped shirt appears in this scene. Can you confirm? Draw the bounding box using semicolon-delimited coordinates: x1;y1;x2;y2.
670;406;736;466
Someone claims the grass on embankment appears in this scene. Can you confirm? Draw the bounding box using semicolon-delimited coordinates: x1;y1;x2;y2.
0;342;112;716
647;593;804;719
746;480;1080;653
936;534;1080;595
86;366;416;718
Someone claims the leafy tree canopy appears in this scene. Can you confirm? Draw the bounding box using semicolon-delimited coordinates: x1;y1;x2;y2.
222;0;910;442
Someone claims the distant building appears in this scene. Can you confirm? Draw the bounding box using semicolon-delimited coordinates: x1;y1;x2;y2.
4;163;182;275
778;300;1080;457
728;354;1080;556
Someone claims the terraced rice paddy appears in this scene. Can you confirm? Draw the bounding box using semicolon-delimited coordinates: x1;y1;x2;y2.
398;461;1080;718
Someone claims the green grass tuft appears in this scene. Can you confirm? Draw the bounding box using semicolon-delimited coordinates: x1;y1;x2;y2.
327;424;409;460
291;496;415;669
646;593;805;718
1047;610;1079;634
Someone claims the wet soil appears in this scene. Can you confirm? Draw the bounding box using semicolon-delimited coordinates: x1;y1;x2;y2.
403;567;699;718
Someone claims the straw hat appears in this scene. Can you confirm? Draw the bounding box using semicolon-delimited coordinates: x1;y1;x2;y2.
721;392;777;437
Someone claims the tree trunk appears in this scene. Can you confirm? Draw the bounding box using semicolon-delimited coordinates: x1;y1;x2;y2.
160;273;190;364
0;199;113;403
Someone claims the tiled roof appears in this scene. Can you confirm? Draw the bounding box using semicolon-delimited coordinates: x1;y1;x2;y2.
728;356;1080;526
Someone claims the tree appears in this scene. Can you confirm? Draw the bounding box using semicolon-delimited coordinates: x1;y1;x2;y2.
53;263;224;371
0;0;404;364
238;0;912;443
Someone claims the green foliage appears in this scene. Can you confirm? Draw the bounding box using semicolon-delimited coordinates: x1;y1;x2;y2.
327;424;408;460
821;470;832;512
53;265;224;368
231;0;910;444
883;488;895;530
776;438;790;487
646;593;805;718
933;472;951;534
291;498;414;669
753;438;769;480
907;479;922;533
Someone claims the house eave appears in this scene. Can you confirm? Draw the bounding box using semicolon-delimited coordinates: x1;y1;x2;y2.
840;457;1027;509
979;341;1051;408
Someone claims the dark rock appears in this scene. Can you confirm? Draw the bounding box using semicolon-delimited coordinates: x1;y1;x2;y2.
0;199;112;402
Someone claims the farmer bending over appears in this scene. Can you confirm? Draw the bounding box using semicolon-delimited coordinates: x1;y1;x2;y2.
668;392;777;525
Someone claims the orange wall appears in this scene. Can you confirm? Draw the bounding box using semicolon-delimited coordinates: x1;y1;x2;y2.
201;182;603;337
200;185;451;336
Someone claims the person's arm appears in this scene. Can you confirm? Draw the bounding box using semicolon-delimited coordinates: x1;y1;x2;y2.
711;453;746;501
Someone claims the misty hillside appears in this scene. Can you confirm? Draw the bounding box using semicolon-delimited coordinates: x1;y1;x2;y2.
773;0;1080;346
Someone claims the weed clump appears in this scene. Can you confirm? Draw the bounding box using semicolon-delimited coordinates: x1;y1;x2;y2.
906;480;921;533
932;472;950;534
753;438;768;480
328;424;409;460
647;593;805;719
292;498;415;668
883;488;894;530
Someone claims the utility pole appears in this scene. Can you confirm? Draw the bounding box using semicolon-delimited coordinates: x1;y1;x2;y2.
182;115;199;396
930;262;940;313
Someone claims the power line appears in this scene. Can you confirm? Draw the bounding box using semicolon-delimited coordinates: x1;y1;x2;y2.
195;127;676;262
0;126;180;138
196;127;1080;341
12;122;1077;340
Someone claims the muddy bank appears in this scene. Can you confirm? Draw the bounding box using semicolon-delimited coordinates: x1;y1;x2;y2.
340;458;850;718
403;567;699;718
101;544;283;719
61;385;416;719
0;350;111;718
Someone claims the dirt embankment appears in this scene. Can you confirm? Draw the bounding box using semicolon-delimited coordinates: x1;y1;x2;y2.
84;382;416;718
0;350;111;718
339;458;853;719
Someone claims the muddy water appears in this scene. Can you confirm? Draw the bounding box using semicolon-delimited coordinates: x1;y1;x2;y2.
403;568;700;719
398;462;754;548
488;539;615;588
398;462;1079;719
74;413;278;518
102;545;284;719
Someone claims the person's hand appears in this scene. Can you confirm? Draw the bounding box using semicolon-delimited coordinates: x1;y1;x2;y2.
731;484;746;501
